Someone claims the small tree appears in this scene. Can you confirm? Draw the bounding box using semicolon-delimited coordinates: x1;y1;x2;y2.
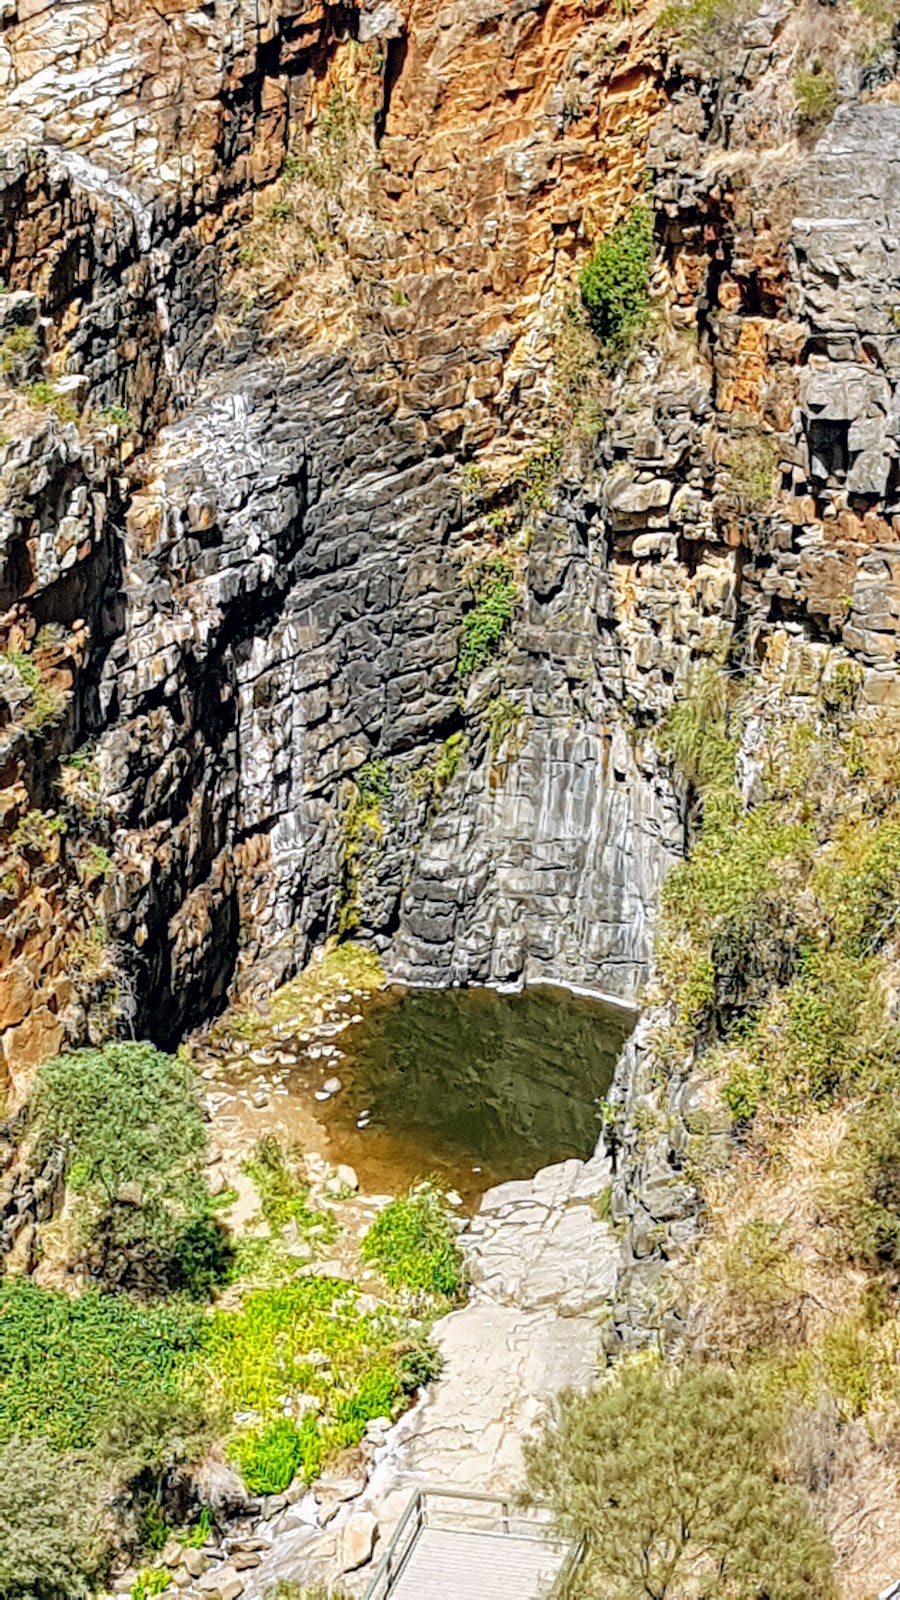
525;1361;836;1600
0;1435;103;1599
31;1042;210;1290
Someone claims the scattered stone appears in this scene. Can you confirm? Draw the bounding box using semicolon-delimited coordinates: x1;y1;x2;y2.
322;1075;342;1094
182;1549;208;1578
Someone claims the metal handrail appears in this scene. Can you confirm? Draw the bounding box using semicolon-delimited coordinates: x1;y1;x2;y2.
362;1488;573;1600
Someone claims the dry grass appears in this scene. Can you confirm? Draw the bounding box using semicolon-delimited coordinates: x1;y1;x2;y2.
690;1105;865;1358
220;92;381;350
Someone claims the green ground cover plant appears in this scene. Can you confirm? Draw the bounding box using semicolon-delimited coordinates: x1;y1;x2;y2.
457;556;519;682
205;1274;439;1491
360;1183;465;1301
243;1135;338;1243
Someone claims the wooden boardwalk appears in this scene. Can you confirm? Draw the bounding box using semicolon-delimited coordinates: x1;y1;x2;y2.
385;1526;567;1600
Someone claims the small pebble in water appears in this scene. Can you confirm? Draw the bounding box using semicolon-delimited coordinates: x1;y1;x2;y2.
314;1090;330;1102
472;1166;481;1173
322;1076;342;1095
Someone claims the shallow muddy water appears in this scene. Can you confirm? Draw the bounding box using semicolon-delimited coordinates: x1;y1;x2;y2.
306;983;634;1204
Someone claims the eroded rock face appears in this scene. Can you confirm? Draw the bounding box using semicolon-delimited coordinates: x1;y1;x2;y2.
1;0;899;1102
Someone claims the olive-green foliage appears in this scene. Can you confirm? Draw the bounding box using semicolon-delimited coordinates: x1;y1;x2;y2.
0;324;36;372
98;405;137;434
19;381;79;424
724;427;780;511
827;1090;900;1274
96;1388;216;1505
578;203;653;362
361;1184;465;1301
525;1362;836;1600
31;1043;213;1289
657;0;755;59
794;64;838;131
284;90;359;195
1;651;65;730
10;807;66;852
337;760;392;934
243;1136;337;1243
0;1435;102;1600
457;556;519;681
658;662;735;801
0;1280;204;1453
484;693;523;758
432;731;468;794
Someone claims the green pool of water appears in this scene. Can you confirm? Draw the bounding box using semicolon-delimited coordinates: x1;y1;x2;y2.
316;983;634;1204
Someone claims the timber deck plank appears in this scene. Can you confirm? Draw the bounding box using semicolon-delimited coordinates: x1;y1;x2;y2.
387;1526;566;1599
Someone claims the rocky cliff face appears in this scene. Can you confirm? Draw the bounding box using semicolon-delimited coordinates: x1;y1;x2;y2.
1;0;899;1117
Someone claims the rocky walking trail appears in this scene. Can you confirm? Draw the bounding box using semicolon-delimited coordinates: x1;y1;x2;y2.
158;1150;619;1600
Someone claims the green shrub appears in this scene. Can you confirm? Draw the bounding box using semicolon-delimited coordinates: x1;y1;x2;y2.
525;1362;836;1599
724;428;779;511
337;762;392;934
658;662;735;801
794;64;838;131
0;325;36;371
828;1091;900;1274
656;0;755;58
457;556;519;681
0;1435;103;1600
0;1281;204;1454
31;1042;212;1289
19;381;79;424
484;694;523;757
361;1185;464;1301
231;1416;324;1494
579;203;653;362
432;732;468;794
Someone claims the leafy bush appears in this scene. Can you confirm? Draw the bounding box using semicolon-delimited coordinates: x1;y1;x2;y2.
656;0;755;61
457;556;519;681
658;662;735;802
525;1361;836;1599
231;1416;324;1494
361;1185;464;1301
579;203;653;362
31;1043;211;1289
432;732;468;794
827;1091;900;1274
0;1435;103;1600
2;651;65;730
19;381;79;424
724;427;780;511
0;1280;204;1453
484;694;523;758
794;64;838;131
96;1386;215;1503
